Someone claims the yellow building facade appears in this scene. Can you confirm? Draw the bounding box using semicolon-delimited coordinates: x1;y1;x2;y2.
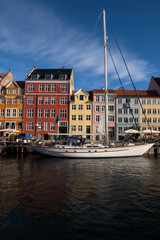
69;89;93;139
0;71;24;137
139;91;160;132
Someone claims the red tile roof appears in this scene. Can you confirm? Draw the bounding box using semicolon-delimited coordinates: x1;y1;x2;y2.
113;90;159;97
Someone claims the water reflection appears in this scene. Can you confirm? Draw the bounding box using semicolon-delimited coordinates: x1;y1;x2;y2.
0;154;160;239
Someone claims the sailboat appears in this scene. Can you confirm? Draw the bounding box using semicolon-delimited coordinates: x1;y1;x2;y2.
32;10;154;158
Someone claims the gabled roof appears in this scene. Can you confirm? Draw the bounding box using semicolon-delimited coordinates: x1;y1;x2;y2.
114;90;159;97
70;90;93;101
5;80;20;88
74;88;89;96
151;77;160;88
26;68;73;80
16;81;25;89
0;74;7;81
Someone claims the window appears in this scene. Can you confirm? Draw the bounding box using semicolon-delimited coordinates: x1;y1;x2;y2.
28;97;34;104
153;118;157;123
51;109;55;118
78;125;83;132
142;99;146;104
72;115;76;121
27;109;34;118
108;96;114;102
118;127;122;134
135;118;139;123
28;84;34;92
129;118;133;123
102;96;105;102
27;122;33;130
60;109;66;118
143;109;146;114
147;109;151;114
86;105;90;110
51;84;56;92
135;109;139;114
12;109;17;117
102;106;105;112
7;89;11;94
13;98;17;104
158;99;160;105
118;118;122;123
124;109;128;114
78;115;83;121
31;74;38;79
7;98;11;104
152;99;156;104
78;105;83;110
71;125;76;132
38;109;43;118
60;97;67;105
45;74;52;79
80;95;84;100
51;97;56;105
158;109;160;114
44;122;49;131
134;99;138;104
19;109;23;117
124;118;128;123
96;96;99;102
108;116;114;122
147;99;151;104
39;97;43;104
6;109;11;117
158;118;160;123
0;109;4;117
153;109;157;114
72;105;76;110
38;122;42;130
95;105;100;112
95;115;100;122
148;118;151;123
61;84;67;92
44;109;49;118
19;98;23;104
118;109;122;114
95;126;99;133
45;97;49;104
45;84;50;92
118;98;122;104
39;84;44;92
13;89;17;94
142;118;146;123
142;127;146;131
59;74;67;80
108;106;114;112
1;98;5;104
50;122;55;131
86;115;90;121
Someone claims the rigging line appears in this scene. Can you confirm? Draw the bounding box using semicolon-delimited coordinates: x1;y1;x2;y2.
83;11;102;50
108;46;141;135
107;17;153;135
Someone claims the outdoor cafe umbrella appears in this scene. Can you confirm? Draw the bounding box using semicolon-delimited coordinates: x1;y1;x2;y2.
124;129;140;134
0;129;20;133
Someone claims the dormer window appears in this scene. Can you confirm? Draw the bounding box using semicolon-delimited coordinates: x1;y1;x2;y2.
59;74;67;80
31;73;38;79
80;95;84;100
45;74;53;79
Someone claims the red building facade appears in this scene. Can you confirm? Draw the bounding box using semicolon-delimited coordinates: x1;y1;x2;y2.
24;67;74;140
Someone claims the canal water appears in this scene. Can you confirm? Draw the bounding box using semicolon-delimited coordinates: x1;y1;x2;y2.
0;154;160;240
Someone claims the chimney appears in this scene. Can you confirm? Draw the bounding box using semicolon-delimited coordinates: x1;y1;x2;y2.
9;69;11;72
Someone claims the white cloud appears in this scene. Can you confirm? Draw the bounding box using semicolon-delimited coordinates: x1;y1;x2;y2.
0;0;157;89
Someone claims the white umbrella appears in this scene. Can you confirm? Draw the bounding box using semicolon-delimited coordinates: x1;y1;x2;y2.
124;129;140;134
142;129;160;134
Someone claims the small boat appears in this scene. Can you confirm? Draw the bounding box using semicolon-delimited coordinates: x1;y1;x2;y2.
32;9;154;158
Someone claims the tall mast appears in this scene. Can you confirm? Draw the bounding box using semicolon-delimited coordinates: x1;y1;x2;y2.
103;9;108;143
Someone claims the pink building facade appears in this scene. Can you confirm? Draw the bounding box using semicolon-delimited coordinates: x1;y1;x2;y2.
92;89;116;141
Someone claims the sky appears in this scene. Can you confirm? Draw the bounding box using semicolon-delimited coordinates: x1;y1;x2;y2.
0;0;160;90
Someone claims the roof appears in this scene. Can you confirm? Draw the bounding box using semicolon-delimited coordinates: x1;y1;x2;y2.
70;90;93;101
114;90;159;97
0;73;7;81
92;89;115;94
16;81;25;89
26;68;73;80
151;77;160;88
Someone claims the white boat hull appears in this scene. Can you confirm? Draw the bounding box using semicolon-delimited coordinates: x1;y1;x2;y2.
32;143;154;158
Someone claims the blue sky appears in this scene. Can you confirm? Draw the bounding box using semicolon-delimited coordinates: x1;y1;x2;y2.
0;0;160;90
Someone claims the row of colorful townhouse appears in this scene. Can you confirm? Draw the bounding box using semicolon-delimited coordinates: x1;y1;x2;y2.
0;67;160;141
